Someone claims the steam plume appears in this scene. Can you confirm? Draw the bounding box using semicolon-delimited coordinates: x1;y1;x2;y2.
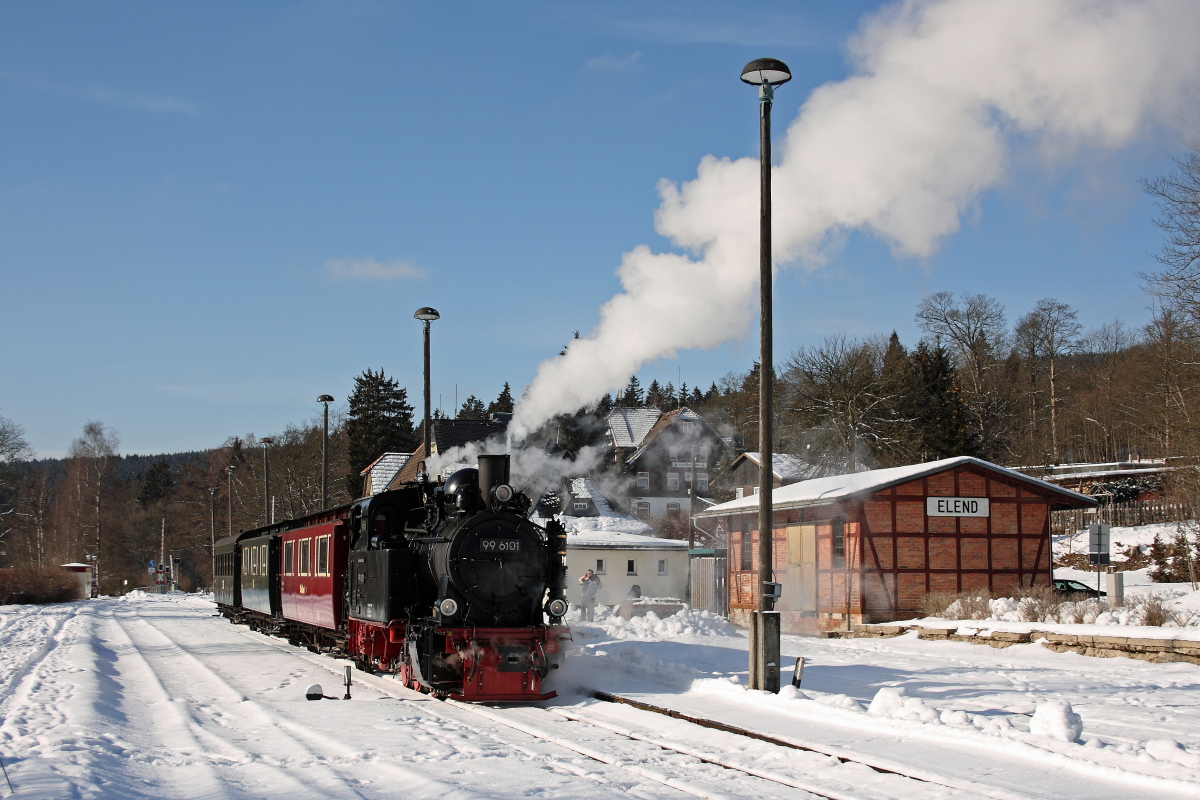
509;0;1200;438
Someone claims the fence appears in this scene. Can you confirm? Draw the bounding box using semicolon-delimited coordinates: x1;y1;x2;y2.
1051;499;1191;535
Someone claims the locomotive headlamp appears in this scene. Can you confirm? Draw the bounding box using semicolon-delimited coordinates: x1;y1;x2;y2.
546;598;568;618
438;597;459;617
493;484;514;504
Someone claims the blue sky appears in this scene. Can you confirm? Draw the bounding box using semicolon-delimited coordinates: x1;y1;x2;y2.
2;1;1192;457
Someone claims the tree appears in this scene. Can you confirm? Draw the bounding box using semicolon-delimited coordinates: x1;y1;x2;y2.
1141;148;1200;325
137;459;175;509
645;380;666;410
458;394;487;420
487;382;515;415
67;421;119;592
345;369;416;497
621;376;644;407
1015;298;1082;462
907;341;975;460
0;413;32;562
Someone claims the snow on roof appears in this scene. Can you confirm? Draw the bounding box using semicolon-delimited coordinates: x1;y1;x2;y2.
567;530;689;550
534;476;656;540
568;477;593;500
627;407;720;465
362;452;411;494
736;452;831;482
696;456;1097;516
607;407;663;449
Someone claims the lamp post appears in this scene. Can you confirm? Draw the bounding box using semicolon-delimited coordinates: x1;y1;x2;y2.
226;465;235;538
260;437;275;525
741;56;791;693
414;307;441;466
318;395;334;509
209;486;217;586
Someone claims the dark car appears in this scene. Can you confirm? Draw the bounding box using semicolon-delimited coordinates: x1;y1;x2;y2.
1053;578;1105;598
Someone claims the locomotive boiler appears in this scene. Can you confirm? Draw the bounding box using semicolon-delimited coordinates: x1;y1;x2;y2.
215;454;569;702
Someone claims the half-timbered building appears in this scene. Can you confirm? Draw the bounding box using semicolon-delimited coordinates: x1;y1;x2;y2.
694;456;1096;634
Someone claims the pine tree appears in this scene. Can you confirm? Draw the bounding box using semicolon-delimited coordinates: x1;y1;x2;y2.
487;382;515;415
645;380;664;410
909;342;975;460
678;382;689;408
137;459;175;509
458;394;487;420
662;382;677;410
345;369;416;497
622;376;644;407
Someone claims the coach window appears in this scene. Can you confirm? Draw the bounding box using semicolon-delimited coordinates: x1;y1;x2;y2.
299;539;312;576
832;517;845;567
242;548;249;574
260;545;268;574
282;541;294;576
317;536;330;576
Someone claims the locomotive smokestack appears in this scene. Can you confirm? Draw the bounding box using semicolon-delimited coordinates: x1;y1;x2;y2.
477;454;511;499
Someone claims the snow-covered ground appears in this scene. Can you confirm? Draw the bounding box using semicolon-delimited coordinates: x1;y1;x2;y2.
3;591;1199;799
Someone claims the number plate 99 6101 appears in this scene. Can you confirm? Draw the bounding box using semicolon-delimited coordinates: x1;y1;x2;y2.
480;538;520;552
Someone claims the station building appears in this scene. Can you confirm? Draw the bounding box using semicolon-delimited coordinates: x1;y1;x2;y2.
693;456;1097;634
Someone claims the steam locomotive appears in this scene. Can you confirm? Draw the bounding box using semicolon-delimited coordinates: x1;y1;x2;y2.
214;454;569;702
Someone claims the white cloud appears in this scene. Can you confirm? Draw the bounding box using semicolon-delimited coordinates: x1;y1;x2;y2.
324;256;425;281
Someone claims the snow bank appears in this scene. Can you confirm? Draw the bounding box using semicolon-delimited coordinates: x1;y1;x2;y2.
565;605;736;640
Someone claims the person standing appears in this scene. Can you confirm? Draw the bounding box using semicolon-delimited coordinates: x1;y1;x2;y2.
578;569;602;622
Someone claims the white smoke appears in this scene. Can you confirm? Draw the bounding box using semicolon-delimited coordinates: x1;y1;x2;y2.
426;436;610;501
509;0;1200;438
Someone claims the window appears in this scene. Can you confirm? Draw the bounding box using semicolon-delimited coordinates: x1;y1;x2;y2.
242;548;249;574
679;420;695;432
573;501;588;510
251;546;259;576
626;559;637;576
741;523;753;570
832;517;845;566
735;487;744;499
595;559;606;574
634;501;651;519
636;472;649;489
669;446;679;461
684;470;692;483
657;559;668;576
317;536;330;576
299;539;312;576
666;502;681;518
667;472;680;491
283;541;294;576
260;545;268;575
697;473;709;491
698;446;708;462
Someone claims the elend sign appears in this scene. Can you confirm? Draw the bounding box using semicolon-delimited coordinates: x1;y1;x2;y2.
926;497;990;517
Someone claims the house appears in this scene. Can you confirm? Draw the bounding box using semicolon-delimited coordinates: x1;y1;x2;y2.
391;416;509;485
694;456;1097;634
728;452;822;498
360;452;411;496
606;407;725;528
533;477;689;607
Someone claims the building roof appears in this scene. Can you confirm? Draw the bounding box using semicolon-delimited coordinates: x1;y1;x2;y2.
733;452;824;482
607;407;663;449
359;452;412;494
626;407;722;466
391;418;509;485
695;456;1098;517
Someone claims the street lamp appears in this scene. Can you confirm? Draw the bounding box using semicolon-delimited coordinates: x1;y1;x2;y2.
226;465;236;538
209;486;217;587
318;395;334;509
260;437;275;525
414;307;441;466
741;56;790;693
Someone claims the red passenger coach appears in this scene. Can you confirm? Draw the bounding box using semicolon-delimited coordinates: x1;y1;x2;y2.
280;522;348;630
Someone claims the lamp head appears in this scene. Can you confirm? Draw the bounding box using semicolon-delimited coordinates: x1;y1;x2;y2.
414;307;441;322
317;394;334;403
740;58;792;87
260;437;275;446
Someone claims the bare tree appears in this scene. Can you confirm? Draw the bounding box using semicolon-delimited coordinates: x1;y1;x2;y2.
783;335;903;471
0;413;33;562
915;292;1013;458
1141;148;1200;324
67;421;118;591
1015;299;1082;462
